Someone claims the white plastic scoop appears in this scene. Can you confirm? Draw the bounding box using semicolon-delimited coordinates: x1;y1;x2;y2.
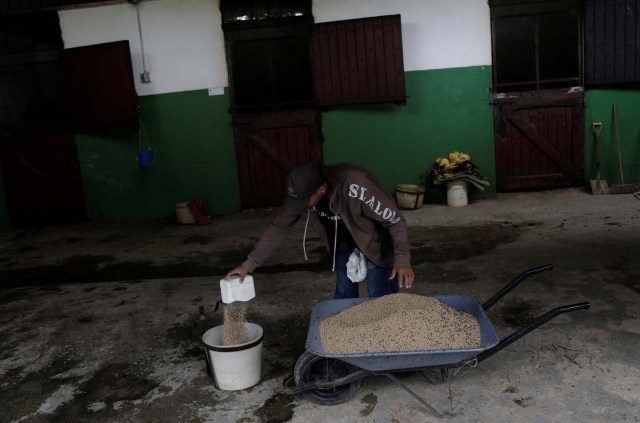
220;275;256;304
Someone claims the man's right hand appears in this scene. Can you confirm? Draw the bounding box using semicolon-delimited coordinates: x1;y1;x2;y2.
225;265;250;282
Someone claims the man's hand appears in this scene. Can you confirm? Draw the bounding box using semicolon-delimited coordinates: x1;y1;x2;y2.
225;265;250;282
391;265;414;289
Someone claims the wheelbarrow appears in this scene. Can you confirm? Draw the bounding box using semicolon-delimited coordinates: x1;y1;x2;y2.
284;264;590;416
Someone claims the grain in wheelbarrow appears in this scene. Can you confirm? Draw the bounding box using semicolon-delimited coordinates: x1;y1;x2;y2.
319;293;481;354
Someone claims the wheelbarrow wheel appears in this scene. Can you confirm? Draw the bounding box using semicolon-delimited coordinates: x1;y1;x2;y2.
293;351;361;405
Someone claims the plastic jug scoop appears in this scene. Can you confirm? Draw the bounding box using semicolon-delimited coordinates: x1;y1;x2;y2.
220;275;255;304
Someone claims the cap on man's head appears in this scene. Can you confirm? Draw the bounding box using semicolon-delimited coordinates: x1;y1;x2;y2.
282;162;324;215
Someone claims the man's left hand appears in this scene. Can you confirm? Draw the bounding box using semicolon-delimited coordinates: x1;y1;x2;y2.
391;265;414;289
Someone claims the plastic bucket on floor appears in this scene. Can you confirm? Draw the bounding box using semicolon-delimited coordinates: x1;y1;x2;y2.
175;202;195;224
202;323;263;390
396;184;425;209
446;181;468;207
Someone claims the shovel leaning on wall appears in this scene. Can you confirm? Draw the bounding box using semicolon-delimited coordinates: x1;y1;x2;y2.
590;122;609;195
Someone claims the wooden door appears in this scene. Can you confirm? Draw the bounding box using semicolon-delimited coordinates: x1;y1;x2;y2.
224;13;406;209
61;40;139;130
493;91;584;192
233;110;323;208
0;133;87;227
311;15;406;106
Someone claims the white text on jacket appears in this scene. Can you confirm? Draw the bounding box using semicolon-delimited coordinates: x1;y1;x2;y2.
348;184;401;224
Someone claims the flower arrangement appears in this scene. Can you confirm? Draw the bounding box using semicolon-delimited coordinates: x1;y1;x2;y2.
431;151;490;191
435;151;471;171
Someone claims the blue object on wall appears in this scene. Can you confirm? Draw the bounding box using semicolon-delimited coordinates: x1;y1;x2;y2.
137;117;155;170
137;149;155;170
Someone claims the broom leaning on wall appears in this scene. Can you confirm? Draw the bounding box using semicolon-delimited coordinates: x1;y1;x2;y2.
609;102;640;194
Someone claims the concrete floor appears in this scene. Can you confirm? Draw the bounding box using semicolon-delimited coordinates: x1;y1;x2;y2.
0;188;639;422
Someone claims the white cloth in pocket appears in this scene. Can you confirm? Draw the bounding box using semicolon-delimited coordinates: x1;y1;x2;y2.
346;248;367;283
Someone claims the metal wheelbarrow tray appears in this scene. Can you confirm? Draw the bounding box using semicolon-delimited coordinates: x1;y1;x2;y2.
306;294;499;371
285;265;590;416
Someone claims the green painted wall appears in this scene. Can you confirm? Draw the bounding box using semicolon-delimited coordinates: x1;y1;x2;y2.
6;67;639;225
76;88;239;221
321;66;496;203
75;66;495;222
0;66;496;225
584;89;640;186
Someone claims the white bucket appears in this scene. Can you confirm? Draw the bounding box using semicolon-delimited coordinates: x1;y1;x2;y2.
446;181;468;207
202;323;263;390
175;202;195;224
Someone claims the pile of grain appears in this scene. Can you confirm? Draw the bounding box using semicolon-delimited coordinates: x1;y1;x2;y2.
222;302;249;346
319;293;481;354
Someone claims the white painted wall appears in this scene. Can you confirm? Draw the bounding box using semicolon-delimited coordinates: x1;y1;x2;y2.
59;0;228;96
313;0;492;72
58;0;491;96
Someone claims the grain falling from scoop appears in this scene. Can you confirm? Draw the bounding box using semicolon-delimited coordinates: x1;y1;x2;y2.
222;302;249;346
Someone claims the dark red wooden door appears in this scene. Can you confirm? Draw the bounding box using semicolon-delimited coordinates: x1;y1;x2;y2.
226;15;407;209
233;110;323;208
311;14;406;106
61;40;139;130
0;133;87;227
494;91;584;192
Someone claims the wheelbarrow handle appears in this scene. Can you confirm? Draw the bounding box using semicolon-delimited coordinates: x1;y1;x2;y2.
482;264;553;311
473;302;591;364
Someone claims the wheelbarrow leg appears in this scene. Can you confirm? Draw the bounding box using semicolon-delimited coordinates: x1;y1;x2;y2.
419;368;448;385
379;372;443;418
